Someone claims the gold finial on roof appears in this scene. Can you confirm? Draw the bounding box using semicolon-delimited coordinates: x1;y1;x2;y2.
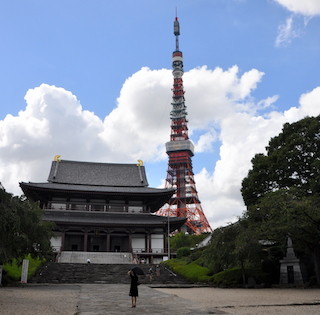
54;155;61;161
137;160;143;166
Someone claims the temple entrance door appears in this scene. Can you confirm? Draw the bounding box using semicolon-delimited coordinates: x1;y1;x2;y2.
110;234;129;252
64;233;84;251
88;234;107;252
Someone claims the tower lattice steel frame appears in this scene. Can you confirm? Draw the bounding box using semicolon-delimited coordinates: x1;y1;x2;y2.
157;16;212;234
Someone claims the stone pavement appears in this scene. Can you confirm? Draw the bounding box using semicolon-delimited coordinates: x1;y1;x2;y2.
77;284;222;314
3;283;319;315
0;284;225;315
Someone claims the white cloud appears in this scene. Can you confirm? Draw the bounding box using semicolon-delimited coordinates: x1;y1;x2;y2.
185;66;264;128
100;67;171;162
197;86;320;228
274;0;320;16
1;68;320;230
257;95;279;110
299;87;320;116
194;131;216;153
0;84;106;193
275;15;300;47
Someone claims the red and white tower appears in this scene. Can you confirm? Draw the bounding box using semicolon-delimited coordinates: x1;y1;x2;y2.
158;16;212;234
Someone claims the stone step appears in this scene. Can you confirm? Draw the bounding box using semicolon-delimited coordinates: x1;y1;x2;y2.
30;263;191;285
58;251;133;264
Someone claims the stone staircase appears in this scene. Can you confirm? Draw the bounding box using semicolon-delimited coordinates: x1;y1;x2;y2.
58;251;132;264
30;263;191;285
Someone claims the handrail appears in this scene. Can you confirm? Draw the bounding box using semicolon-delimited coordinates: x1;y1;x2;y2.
164;266;177;277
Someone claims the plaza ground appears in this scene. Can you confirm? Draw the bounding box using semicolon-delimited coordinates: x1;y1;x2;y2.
0;284;319;314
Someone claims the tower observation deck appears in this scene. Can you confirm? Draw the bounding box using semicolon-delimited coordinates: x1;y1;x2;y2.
157;17;212;234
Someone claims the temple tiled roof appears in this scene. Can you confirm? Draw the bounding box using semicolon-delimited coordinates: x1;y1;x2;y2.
21;182;169;194
20;159;175;212
48;160;148;187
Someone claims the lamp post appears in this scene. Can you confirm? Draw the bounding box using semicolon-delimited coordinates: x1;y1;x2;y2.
167;212;170;260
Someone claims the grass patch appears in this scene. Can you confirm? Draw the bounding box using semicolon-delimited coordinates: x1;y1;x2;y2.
162;258;211;282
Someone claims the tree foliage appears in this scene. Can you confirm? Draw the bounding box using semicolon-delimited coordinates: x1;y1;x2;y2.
242;116;320;207
0;188;53;264
248;189;320;281
170;232;208;252
241;115;320;284
202;224;239;274
201;220;263;281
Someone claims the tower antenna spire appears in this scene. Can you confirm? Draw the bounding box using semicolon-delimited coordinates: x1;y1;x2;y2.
173;11;180;51
157;17;212;234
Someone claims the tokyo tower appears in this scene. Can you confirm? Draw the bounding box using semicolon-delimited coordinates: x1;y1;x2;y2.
157;16;212;234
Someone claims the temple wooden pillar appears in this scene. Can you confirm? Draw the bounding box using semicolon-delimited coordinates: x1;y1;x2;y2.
61;230;66;251
106;233;111;252
128;233;132;252
83;230;88;252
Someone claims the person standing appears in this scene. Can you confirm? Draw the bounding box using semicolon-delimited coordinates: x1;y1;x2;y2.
148;267;154;282
128;270;139;308
156;264;160;277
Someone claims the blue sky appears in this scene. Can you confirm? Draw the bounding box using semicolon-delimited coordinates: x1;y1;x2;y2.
0;0;320;228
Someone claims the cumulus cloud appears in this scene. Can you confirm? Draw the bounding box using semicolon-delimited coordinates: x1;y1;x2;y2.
1;67;320;229
195;87;320;228
100;67;171;162
274;0;320;16
194;131;216;153
0;84;106;192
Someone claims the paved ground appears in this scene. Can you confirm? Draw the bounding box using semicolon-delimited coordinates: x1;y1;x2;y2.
1;284;320;314
157;286;320;315
0;284;79;315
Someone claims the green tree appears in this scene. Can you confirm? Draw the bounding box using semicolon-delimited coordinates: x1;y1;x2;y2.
0;188;53;264
242;116;320;207
232;219;262;284
201;220;262;282
170;232;207;252
202;224;238;274
241;116;320;284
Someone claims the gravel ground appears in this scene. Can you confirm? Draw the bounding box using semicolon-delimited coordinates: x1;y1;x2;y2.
156;287;320;315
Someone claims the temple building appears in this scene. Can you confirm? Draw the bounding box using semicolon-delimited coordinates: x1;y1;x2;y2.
20;158;186;264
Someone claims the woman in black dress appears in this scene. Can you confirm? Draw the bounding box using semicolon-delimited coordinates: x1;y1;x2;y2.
128;270;139;308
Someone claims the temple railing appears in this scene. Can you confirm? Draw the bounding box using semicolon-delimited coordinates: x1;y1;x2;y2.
132;248;165;254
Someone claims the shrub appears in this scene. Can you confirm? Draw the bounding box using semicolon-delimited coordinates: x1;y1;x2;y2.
210;267;243;287
3;255;44;281
177;247;191;258
189;248;204;261
210;267;270;287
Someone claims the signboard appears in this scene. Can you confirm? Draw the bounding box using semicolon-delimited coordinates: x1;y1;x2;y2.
21;259;29;284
